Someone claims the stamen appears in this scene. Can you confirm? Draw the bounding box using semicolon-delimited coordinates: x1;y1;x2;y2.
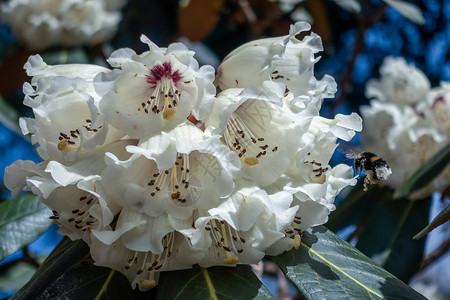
141;232;175;289
64;194;99;233
224;109;277;167
143;63;182;120
207;220;240;265
125;252;139;270
147;153;194;207
137;252;149;275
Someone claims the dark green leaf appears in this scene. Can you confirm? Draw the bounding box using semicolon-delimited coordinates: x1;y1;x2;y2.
331;0;361;13
355;198;430;282
0;95;21;134
327;181;390;232
0;262;37;295
41;48;90;65
414;203;450;240
394;143;450;199
0;193;52;261
271;225;426;300
157;264;273;300
12;238;153;300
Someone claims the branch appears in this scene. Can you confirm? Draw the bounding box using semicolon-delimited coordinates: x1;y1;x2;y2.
418;238;450;272
330;4;387;114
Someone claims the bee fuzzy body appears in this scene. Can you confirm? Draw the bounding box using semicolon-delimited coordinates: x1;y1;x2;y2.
354;152;387;179
344;148;392;191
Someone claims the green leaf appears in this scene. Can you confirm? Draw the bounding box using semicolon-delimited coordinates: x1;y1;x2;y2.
355;198;430;282
0;95;21;135
12;238;153;300
383;0;425;25
414;203;450;240
271;225;426;300
394;143;450;199
0;193;52;261
331;0;361;13
0;262;37;295
326;181;390;232
41;48;90;65
157;264;273;300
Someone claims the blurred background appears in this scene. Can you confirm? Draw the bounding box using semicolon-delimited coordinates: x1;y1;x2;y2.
0;0;449;299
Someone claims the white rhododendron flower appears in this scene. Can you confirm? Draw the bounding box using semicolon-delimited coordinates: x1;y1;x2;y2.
5;23;363;290
94;35;216;138
181;181;298;266
91;208;198;290
419;82;450;136
205;81;307;186
361;57;449;198
100;124;239;220
20;55;125;162
217;22;324;97
5;140;134;242
366;56;430;105
0;0;124;50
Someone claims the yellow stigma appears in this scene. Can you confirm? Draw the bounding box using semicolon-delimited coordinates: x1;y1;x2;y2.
243;157;259;166
311;174;326;184
293;234;301;249
220;222;238;265
141;279;157;289
142;267;157;289
57;140;78;151
162;90;176;120
163;108;176;120
224;255;239;265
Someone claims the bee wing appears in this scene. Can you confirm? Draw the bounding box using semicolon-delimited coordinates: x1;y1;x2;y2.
337;143;361;160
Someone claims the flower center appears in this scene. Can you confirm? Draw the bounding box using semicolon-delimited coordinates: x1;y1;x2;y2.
57;118;102;151
147;153;198;206
124;232;175;289
284;215;303;249
412;135;434;164
432;95;450;129
304;159;328;183
142;62;184;120
205;219;246;264
223;110;278;167
49;193;99;233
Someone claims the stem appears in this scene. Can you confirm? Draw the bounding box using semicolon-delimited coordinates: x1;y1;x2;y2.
201;267;218;300
94;270;115;300
418;238;450;272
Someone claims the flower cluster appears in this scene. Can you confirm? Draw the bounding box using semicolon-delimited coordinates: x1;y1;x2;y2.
0;0;126;50
5;22;361;290
361;57;450;198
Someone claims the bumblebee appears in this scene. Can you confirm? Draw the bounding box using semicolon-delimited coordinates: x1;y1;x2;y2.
343;147;392;191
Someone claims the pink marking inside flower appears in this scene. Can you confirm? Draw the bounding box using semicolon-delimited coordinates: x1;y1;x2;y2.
146;62;182;86
432;95;445;108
